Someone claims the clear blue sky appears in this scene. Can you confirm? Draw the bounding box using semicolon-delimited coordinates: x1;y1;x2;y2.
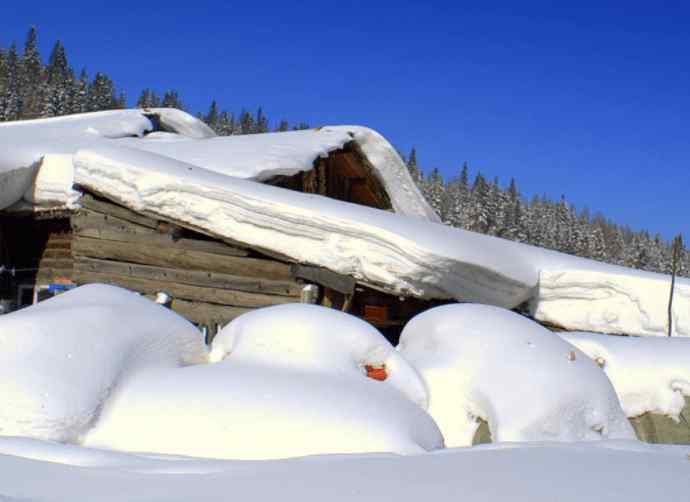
2;1;688;240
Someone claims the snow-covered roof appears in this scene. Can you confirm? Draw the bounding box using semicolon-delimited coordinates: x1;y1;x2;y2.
0;110;438;221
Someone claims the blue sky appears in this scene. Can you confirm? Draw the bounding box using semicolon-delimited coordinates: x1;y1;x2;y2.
2;1;688;240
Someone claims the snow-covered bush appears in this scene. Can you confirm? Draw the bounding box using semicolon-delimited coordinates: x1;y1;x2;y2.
397;304;635;446
559;332;690;419
0;284;207;442
84;305;443;459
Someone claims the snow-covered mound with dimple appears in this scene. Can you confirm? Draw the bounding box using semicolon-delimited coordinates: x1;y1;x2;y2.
0;284;207;443
559;332;690;419
397;304;635;447
84;305;443;459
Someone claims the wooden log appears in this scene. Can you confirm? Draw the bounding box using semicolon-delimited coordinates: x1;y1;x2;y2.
80;194;159;229
291;264;355;295
75;257;300;297
72;210;157;235
73;270;298;308
72;236;293;280
74;227;249;258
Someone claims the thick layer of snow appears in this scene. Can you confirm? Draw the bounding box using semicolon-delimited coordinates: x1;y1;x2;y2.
560;332;690;420
0;109;212;210
398;304;634;446
85;305;442;459
1;438;689;502
119;126;439;221
535;269;690;336
22;154;81;209
0;284;206;442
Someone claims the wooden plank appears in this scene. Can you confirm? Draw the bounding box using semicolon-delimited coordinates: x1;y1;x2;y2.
74;227;249;258
291;264;355;295
40;249;71;260
158;297;251;326
72;210;157;235
80;194;159;229
75;257;300;297
73;236;293;281
74;270;297;308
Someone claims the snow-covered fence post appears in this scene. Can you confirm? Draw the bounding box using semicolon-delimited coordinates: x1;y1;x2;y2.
668;234;684;337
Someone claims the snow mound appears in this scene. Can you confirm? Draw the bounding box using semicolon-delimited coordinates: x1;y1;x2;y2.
535;269;690;337
397;304;635;446
145;108;216;139
0;284;206;442
84;305;443;459
22;154;81;209
559;332;690;420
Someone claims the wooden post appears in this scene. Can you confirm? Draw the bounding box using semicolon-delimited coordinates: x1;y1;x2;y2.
668;234;684;337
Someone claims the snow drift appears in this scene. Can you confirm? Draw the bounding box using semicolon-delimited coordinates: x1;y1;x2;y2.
559;332;690;420
1;437;689;502
0;284;206;442
398;304;635;446
85;305;443;459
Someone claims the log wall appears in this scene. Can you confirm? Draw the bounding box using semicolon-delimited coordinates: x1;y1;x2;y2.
71;194;303;328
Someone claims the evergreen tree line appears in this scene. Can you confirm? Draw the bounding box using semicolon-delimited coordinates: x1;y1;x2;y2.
406;147;689;278
0;27;307;133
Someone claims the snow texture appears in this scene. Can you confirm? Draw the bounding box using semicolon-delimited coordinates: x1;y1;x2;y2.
0;284;207;443
1;438;689;502
398;304;635;447
22;154;81;209
560;332;690;420
535;269;690;336
0;109;211;210
85;304;443;459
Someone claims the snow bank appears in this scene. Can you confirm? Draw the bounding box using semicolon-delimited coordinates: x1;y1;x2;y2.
0;284;206;442
559;332;690;420
85;305;443;459
535;269;690;337
1;438;689;502
146;107;216;139
398;304;634;446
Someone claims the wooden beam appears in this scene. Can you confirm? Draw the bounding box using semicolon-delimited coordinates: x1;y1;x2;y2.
74;270;298;308
156;297;251;326
80;194;159;229
291;264;355;295
72;210;157;235
73;236;293;281
75;257;300;297
74;227;249;258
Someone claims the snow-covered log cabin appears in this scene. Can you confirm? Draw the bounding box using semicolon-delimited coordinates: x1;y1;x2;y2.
0;110;445;339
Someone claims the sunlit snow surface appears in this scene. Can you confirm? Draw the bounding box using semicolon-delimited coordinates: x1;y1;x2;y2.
0;438;688;502
398;304;635;446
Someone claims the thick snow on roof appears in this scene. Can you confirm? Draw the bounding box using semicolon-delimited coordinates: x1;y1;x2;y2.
0;110;436;220
73;145;690;338
0;109;213;210
0;284;206;442
398;304;634;446
560;332;690;420
1;438;689;502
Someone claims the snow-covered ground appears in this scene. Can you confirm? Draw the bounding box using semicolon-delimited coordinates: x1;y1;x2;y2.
398;304;634;446
560;332;690;419
0;438;688;502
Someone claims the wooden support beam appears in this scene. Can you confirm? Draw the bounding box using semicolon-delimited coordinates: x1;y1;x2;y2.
156;297;251;326
291;264;355;295
74;270;298;308
73;236;293;281
75;257;300;297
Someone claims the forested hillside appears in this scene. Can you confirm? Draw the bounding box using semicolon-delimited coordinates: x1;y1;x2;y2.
1;27;686;277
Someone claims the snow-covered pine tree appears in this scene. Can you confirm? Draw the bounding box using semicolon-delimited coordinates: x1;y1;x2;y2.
161;90;184;110
20;26;46;118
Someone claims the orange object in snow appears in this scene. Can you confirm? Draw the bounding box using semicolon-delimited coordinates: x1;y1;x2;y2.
365;364;388;381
